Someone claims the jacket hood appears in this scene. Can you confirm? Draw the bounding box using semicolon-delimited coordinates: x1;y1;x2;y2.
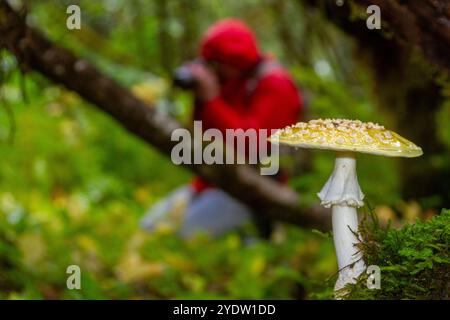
200;18;261;71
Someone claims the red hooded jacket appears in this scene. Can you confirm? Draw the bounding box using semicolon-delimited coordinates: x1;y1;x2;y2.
193;19;303;192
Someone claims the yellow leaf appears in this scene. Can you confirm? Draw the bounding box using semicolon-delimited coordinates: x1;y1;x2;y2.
131;80;167;106
375;205;397;226
115;252;165;283
76;235;98;254
250;256;266;275
18;233;46;268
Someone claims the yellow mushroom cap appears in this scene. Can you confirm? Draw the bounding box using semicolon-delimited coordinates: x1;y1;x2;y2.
269;119;423;158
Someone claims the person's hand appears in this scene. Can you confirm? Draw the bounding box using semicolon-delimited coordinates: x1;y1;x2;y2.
186;62;219;102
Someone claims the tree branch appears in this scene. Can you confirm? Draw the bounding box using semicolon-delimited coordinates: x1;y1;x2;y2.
302;0;450;74
0;0;331;231
357;0;450;74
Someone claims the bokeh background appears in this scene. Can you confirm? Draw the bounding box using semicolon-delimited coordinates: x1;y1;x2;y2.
0;0;449;299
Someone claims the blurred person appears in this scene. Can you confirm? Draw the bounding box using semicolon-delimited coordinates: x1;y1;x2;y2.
141;18;303;238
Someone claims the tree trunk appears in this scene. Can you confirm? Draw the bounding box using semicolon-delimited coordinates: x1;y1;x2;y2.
355;0;450;74
177;0;199;61
155;0;173;75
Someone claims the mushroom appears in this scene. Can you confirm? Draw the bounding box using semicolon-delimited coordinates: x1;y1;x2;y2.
269;119;423;296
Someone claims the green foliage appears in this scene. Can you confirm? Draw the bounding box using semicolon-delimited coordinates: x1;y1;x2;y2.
346;209;450;299
0;67;336;299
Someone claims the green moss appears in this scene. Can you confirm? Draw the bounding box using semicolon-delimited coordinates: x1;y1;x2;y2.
345;208;450;299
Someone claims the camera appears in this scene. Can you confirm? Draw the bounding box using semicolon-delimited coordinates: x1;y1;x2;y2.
172;65;196;90
172;60;204;90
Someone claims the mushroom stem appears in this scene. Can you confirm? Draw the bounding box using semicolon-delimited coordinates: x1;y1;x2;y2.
332;205;366;293
318;152;366;296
